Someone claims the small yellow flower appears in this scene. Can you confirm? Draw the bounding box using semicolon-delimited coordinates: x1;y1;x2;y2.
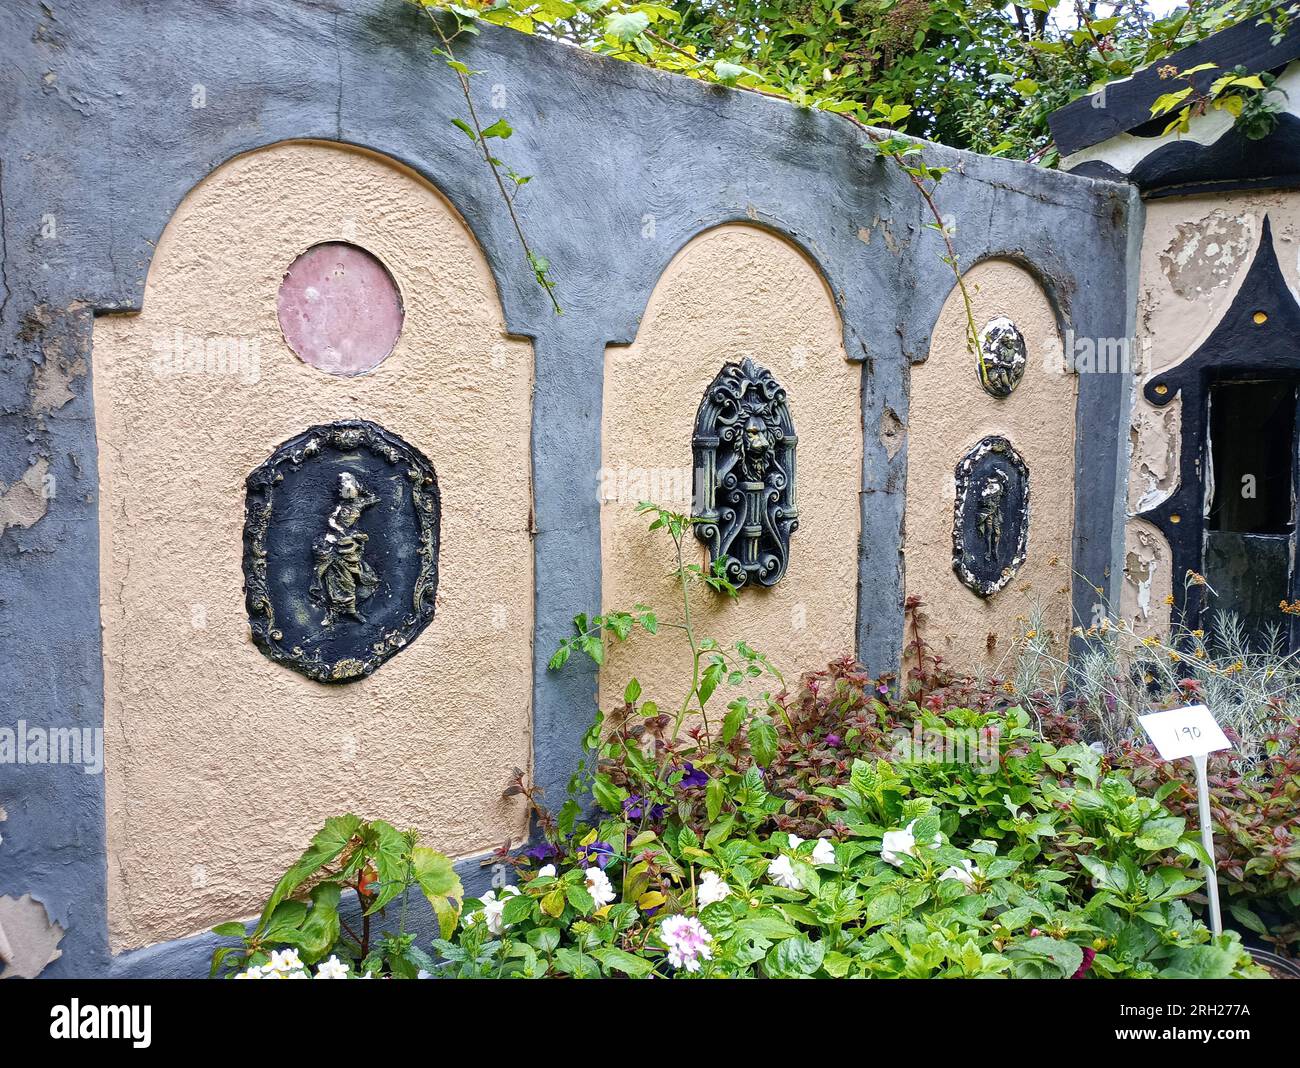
1164;595;1175;606
1169;652;1181;662
1024;629;1037;640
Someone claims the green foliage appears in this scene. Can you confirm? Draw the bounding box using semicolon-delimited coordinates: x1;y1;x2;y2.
433;515;1267;977
417;0;1296;163
434;703;1263;977
209;815;463;978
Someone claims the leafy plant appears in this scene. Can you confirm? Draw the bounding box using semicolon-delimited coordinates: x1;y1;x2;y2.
209;814;462;979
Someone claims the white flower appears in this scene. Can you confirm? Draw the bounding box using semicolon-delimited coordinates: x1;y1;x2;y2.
585;866;616;908
767;853;801;890
881;819;940;866
660;914;714;973
313;955;350;980
811;838;836;866
787;834;805;850
697;869;731;907
416;969;433;979
536;864;557;878
480;883;521;935
939;858;977;887
265;948;307;978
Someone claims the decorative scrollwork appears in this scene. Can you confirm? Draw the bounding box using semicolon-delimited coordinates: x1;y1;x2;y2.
952;435;1030;598
243;420;440;683
692;356;798;589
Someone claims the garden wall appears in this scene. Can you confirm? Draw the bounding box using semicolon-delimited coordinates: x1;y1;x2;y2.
0;0;1135;976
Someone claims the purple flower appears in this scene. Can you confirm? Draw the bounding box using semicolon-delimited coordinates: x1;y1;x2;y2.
622;795;665;822
678;763;709;790
524;841;557;863
577;840;616;869
825;733;842;748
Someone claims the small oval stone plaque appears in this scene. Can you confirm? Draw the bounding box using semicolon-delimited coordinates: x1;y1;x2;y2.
243;420;440;683
976;316;1027;398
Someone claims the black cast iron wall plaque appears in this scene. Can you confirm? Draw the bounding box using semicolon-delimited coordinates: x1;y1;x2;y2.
692;356;798;589
243;419;440;683
953;435;1030;597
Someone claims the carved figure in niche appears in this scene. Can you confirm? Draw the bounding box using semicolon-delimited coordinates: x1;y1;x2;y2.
310;472;380;626
977;317;1027;398
692;356;798;589
977;470;1007;560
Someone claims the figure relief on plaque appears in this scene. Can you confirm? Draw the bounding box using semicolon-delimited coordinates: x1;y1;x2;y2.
311;472;381;626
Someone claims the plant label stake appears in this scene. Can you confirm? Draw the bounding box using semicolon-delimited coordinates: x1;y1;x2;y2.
1137;704;1232;936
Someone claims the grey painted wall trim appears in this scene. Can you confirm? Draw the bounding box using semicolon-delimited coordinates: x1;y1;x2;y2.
0;0;1133;976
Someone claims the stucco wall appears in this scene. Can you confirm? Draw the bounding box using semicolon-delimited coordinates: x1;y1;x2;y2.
1122;191;1300;634
0;0;1137;976
598;225;861;712
94;141;534;951
904;260;1076;672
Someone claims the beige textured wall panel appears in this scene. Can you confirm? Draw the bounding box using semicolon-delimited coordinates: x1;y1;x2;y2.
598;225;861;714
96;142;533;951
904;260;1075;672
1126;190;1300;635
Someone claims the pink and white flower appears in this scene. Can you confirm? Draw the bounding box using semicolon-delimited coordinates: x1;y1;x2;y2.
660;914;714;973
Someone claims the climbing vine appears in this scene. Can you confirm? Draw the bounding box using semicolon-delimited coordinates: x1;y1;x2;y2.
410;0;1298;348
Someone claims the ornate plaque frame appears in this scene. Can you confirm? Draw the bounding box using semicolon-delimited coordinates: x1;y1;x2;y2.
243;419;440;683
691;356;799;589
952;435;1030;598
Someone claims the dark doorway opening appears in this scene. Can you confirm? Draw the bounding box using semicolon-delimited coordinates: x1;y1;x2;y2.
1203;377;1298;648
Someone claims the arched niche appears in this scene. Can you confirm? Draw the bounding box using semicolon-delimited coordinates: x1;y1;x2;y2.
598;223;862;713
904;258;1076;672
95;140;534;951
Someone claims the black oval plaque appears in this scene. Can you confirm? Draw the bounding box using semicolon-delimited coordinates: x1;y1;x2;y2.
952;435;1029;598
243;420;440;683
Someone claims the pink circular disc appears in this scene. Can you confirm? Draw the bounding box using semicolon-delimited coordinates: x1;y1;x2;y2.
277;242;404;376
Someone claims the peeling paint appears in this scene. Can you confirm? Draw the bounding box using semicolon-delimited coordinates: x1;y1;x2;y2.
0;894;65;979
858;215;899;253
1158;210;1255;300
29;352;87;415
880;405;904;461
0;458;51;534
1128;399;1181;513
21;302;91;417
1122;520;1172;636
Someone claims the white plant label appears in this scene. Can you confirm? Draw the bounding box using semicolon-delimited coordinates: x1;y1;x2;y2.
1138;704;1231;761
